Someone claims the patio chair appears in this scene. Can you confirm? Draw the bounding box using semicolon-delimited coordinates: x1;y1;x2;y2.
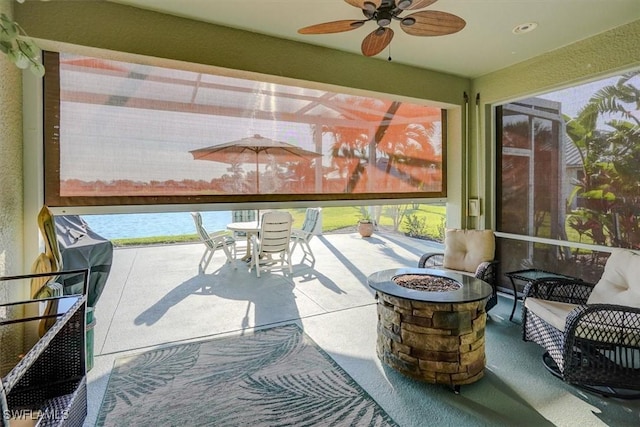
290;207;320;262
231;209;257;256
249;211;293;277
418;229;498;311
522;249;640;398
191;212;236;273
231;209;257;224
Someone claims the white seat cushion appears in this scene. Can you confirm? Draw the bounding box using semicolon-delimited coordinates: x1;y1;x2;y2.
587;249;640;308
443;229;495;274
524;297;579;331
526;297;640;351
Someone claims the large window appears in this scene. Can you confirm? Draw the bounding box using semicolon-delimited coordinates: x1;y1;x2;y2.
43;52;446;207
496;70;640;282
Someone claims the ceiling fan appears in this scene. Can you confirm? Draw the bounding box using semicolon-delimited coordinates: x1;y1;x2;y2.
298;0;466;57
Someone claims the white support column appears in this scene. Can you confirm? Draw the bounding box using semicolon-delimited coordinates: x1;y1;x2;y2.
446;105;464;229
0;0;25;278
22;57;45;275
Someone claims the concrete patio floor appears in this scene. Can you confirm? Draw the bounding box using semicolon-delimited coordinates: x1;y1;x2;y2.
91;230;443;355
83;230;640;426
85;230;444;425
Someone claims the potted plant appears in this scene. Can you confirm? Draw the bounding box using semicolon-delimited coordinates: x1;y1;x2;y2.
357;213;374;237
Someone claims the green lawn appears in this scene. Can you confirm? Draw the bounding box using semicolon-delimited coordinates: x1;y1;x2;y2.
112;234;201;246
112;203;446;247
319;204;445;238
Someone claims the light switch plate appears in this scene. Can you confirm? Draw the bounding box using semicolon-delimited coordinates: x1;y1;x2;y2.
468;199;480;217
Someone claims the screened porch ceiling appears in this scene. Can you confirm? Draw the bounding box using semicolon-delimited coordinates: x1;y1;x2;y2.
58;55;442;132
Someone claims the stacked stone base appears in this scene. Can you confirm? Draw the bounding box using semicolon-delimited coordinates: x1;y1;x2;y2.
375;291;487;386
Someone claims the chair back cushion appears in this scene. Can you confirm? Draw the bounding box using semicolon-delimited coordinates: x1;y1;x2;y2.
232;210;257;222
301;208;320;234
191;212;219;250
443;229;495;273
588;249;640;308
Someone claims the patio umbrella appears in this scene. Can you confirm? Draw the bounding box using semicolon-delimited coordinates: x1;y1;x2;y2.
190;134;322;192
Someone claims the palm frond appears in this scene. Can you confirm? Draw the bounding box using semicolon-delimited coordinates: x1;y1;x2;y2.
233;370;396;426
97;343;200;421
189;324;306;388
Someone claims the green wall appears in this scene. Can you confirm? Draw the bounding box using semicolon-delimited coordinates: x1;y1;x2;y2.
471;19;640;228
475;20;640;105
14;1;469;105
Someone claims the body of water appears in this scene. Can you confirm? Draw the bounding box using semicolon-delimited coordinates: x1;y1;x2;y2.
81;211;233;240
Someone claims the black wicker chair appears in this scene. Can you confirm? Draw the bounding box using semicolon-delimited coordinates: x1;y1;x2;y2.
522;250;640;399
418;229;498;311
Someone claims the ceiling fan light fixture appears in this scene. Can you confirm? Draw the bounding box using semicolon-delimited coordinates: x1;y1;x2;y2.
363;1;378;12
376;11;393;27
397;0;413;9
401;17;416;26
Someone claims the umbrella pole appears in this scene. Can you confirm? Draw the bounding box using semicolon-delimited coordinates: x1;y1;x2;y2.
256;156;260;193
255;153;259;225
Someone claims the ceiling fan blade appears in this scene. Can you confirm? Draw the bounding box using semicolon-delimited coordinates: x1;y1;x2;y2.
397;0;438;10
400;10;466;36
344;0;382;10
298;20;366;35
361;27;394;57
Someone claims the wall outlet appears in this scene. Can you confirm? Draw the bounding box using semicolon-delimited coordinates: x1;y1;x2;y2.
468;199;480;217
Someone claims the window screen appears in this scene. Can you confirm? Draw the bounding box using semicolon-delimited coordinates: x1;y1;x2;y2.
496;70;640;282
43;52;446;207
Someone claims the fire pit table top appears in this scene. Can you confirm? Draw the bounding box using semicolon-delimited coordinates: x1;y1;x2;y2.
367;268;492;303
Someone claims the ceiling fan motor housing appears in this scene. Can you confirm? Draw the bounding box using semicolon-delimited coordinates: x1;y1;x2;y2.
363;0;413;27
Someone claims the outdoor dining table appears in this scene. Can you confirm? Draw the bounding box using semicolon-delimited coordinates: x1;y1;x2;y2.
226;221;260;261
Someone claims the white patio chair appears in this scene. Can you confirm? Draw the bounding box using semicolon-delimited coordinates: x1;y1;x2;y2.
249;211;293;277
231;209;257;256
191;212;236;272
231;209;257;221
290;207;320;262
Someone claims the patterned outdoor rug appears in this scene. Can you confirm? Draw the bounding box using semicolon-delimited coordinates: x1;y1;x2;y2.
96;324;397;426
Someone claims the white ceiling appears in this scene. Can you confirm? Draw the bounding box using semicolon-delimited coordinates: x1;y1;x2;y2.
109;0;640;78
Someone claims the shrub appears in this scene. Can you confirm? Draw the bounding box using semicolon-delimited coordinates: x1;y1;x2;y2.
404;214;427;238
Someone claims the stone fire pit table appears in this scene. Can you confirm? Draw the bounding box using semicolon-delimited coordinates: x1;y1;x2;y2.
367;268;493;393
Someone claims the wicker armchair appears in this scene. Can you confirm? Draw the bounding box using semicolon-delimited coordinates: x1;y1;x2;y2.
522;249;640;398
418;229;498;311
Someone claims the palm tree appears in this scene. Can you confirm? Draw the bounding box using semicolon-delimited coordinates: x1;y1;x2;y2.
565;71;640;248
323;97;441;193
